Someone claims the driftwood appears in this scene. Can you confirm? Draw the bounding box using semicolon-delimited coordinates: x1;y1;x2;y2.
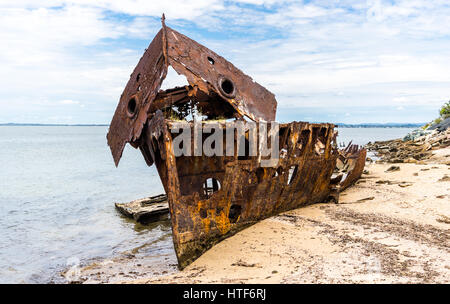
115;194;169;223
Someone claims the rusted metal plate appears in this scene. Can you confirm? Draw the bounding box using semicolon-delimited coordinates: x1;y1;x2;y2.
107;29;167;166
107;23;278;166
165;26;277;122
139;119;338;268
338;144;367;191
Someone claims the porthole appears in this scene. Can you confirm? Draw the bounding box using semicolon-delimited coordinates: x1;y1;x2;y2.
218;77;236;99
127;97;137;117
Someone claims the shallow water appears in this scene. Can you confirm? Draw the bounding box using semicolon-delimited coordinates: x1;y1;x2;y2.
336;127;414;146
0;126;414;283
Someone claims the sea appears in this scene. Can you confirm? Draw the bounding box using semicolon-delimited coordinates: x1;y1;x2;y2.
0;126;415;283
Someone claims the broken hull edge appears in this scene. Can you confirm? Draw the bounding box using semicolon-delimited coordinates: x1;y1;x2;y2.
143;115;342;269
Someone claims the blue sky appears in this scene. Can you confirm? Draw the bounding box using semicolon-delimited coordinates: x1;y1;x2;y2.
0;0;449;124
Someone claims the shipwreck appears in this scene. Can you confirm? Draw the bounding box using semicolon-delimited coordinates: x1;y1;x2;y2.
107;16;366;269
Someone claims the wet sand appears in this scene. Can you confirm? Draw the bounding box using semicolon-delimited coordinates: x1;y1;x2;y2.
77;148;450;284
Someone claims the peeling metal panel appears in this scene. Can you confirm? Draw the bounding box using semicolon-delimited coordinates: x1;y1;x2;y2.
107;24;278;166
338;144;367;191
165;26;277;122
107;29;167;166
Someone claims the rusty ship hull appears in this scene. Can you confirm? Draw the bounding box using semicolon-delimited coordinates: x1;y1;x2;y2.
144;113;343;268
107;17;366;269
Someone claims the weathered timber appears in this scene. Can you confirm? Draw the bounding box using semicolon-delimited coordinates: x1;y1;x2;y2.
115;194;169;223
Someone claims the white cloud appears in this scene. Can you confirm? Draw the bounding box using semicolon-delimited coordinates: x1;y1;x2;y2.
0;1;224;20
59;99;79;105
0;0;449;123
0;6;125;67
393;97;407;103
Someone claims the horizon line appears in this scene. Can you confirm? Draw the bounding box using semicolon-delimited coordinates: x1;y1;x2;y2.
0;122;426;127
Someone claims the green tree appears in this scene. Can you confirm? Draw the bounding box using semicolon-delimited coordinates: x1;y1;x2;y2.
440;101;450;118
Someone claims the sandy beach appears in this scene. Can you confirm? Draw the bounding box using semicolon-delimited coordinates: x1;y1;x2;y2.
74;147;449;284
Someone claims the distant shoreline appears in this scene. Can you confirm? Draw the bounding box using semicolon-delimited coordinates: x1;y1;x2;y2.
0;123;109;127
0;123;424;128
336;123;423;128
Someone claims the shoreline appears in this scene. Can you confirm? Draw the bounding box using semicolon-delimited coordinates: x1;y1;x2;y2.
72;146;449;284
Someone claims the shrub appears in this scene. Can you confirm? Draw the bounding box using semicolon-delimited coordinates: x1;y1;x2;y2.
440;101;450;118
433;117;442;125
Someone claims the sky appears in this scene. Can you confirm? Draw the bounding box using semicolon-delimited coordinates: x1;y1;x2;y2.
0;0;449;124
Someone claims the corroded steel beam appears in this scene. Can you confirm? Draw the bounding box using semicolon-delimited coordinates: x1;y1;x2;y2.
338;143;367;191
